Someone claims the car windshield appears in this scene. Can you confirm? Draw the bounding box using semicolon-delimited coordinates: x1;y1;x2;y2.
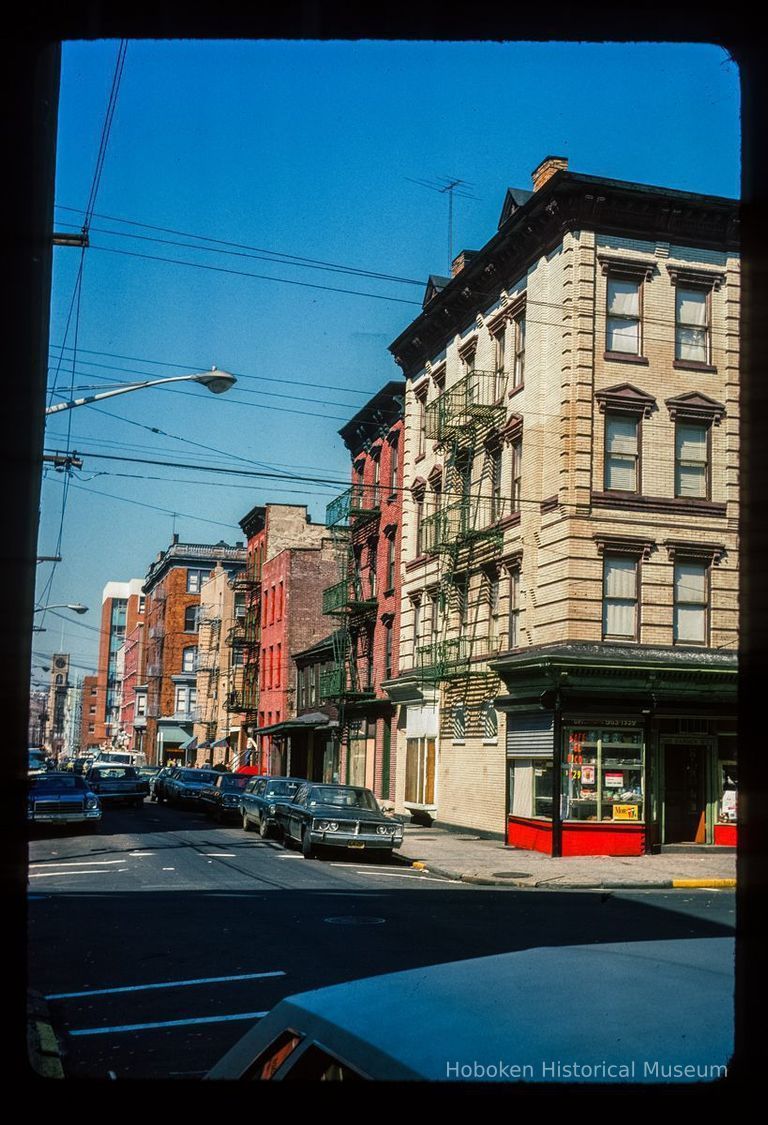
92;767;137;779
179;770;217;784
266;780;301;798
220;776;249;790
138;767;160;777
307;786;379;811
31;775;86;791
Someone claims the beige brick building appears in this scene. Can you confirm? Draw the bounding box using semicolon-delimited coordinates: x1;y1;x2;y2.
387;157;738;856
192;563;246;766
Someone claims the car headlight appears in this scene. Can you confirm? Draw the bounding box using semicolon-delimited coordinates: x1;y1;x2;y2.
377;824;395;835
316;820;339;832
268;803;277;815
85;796;100;809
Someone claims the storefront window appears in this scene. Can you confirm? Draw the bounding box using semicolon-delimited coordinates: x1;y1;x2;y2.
508;758;553;820
562;728;644;823
717;759;737;824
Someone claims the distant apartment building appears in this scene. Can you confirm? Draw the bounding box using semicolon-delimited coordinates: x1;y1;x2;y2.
320;382;405;797
140;536;246;765
120;615;147;754
387;157;738;855
191;563;246;767
80;675;100;753
232;504;338;775
87;579;145;749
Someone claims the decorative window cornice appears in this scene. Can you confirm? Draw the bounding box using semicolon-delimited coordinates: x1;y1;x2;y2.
594;533;655;561
597;252;657;281
458;335;478;361
667;264;725;291
665;391;726;426
500;549;523;573
382;522;398;538
380;611;395;626
411;477;427;498
595;382;657;418
427;462;443;485
664;539;725;565
500;413;524;444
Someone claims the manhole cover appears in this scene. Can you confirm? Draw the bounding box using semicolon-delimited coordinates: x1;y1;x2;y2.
324;916;387;925
491;871;531;879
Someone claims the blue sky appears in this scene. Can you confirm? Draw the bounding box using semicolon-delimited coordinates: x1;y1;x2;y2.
35;39;740;678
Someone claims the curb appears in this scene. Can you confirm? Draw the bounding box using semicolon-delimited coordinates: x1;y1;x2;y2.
27;991;65;1079
405;858;735;892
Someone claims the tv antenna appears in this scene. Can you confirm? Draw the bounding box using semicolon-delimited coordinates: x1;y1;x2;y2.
406;175;479;272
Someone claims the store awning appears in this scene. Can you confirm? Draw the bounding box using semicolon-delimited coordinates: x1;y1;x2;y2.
212;737;230;749
180;735;198;752
198;740;212;750
158;725;192;744
256;712;338;737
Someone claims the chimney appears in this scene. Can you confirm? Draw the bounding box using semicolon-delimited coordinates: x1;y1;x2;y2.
172;532;179;545
450;249;477;277
531;155;568;192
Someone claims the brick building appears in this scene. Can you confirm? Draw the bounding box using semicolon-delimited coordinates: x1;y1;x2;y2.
290;631;342;781
120;616;146;754
231;504;338;773
387;156;738;855
141;536;246;765
321;382;405;796
80;674;101;753
191;563;246;767
84;579;145;751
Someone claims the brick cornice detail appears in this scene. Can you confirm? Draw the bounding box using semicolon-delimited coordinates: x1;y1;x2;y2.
664;539;726;565
597;252;656;280
665;391;726;425
591;491;727;517
594;533;655;561
667;264;726;291
500;413;524;443
595;383;657;418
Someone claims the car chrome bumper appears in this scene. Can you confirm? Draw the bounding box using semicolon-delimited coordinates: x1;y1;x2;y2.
311;832;403;849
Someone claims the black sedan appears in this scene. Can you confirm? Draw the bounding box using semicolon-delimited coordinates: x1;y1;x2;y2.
240;776;305;838
151;767;180;803
164;768;221;808
199;773;252;822
28;771;102;832
277;783;404;859
84;765;149;807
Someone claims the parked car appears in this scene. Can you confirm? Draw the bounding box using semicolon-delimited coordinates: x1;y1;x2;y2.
277;783;404;859
200;772;252;822
27;771;102;832
71;756;95;775
206;937;735;1082
241;776;305;838
84;765;149;807
150;766;179;803
164;768;221;808
137;765;161;787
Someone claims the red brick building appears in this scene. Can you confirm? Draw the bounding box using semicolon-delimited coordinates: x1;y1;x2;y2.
80;675;101;753
321;381;405;797
232;504;338;774
141;536;247;765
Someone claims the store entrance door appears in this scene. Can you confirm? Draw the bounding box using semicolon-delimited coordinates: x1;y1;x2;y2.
663;743;709;844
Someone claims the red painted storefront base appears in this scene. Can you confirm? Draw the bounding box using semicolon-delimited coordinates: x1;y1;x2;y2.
508;816;645;856
714;823;737;846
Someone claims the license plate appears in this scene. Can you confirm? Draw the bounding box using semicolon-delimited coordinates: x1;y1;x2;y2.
347;842;365;849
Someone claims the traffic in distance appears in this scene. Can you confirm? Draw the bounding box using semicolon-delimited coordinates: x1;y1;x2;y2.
27;758;405;859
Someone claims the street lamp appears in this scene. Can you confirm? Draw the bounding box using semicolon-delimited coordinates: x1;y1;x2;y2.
45;367;237;414
34;604;89;614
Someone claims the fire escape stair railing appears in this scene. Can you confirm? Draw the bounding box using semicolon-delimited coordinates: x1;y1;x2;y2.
425;370;507;446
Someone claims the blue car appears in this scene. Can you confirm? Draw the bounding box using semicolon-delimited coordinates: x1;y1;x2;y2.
240;776;306;838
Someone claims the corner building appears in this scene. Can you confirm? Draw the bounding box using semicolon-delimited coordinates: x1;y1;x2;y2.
388;157;738;855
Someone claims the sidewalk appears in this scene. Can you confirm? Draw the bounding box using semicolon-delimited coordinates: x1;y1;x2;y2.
396;823;737;889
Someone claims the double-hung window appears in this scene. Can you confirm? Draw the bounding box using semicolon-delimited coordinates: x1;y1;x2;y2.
493;327;506;400
508;569;520;649
511;439;522;511
513;311;526;388
415;391;427;458
675;287;709;364
603;555;639;640
606;276;641;355
675;422;709;499
604;414;639;492
674;561;708;644
490;445;503;523
181;646;197;673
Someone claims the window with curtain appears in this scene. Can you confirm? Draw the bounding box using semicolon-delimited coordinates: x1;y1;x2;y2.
513;312;526;388
604;414;639;492
606;276;641;354
181;646;197;673
675;287;709;363
674;560;708;644
675;422;708;498
603;555;638;639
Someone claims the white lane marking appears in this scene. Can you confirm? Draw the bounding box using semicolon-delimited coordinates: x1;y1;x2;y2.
30;860;128;868
353;870;450;883
129;852;154;856
70;1011;269;1036
46;970;286;1000
275;854;303;860
29;870;122;879
161;867;175;871
202;853;237;857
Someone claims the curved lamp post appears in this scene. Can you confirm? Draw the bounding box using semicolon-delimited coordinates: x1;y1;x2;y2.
34;603;88;614
45;367;236;414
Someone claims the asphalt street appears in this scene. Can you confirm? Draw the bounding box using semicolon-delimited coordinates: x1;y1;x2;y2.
27;802;736;1081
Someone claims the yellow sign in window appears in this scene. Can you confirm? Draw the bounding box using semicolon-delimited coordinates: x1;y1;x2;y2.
612;804;639;821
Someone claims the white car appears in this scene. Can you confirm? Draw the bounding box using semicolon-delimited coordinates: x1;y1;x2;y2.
207;938;734;1083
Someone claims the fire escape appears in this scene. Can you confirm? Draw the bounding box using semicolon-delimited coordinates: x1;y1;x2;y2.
225;558;261;717
418;366;509;686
